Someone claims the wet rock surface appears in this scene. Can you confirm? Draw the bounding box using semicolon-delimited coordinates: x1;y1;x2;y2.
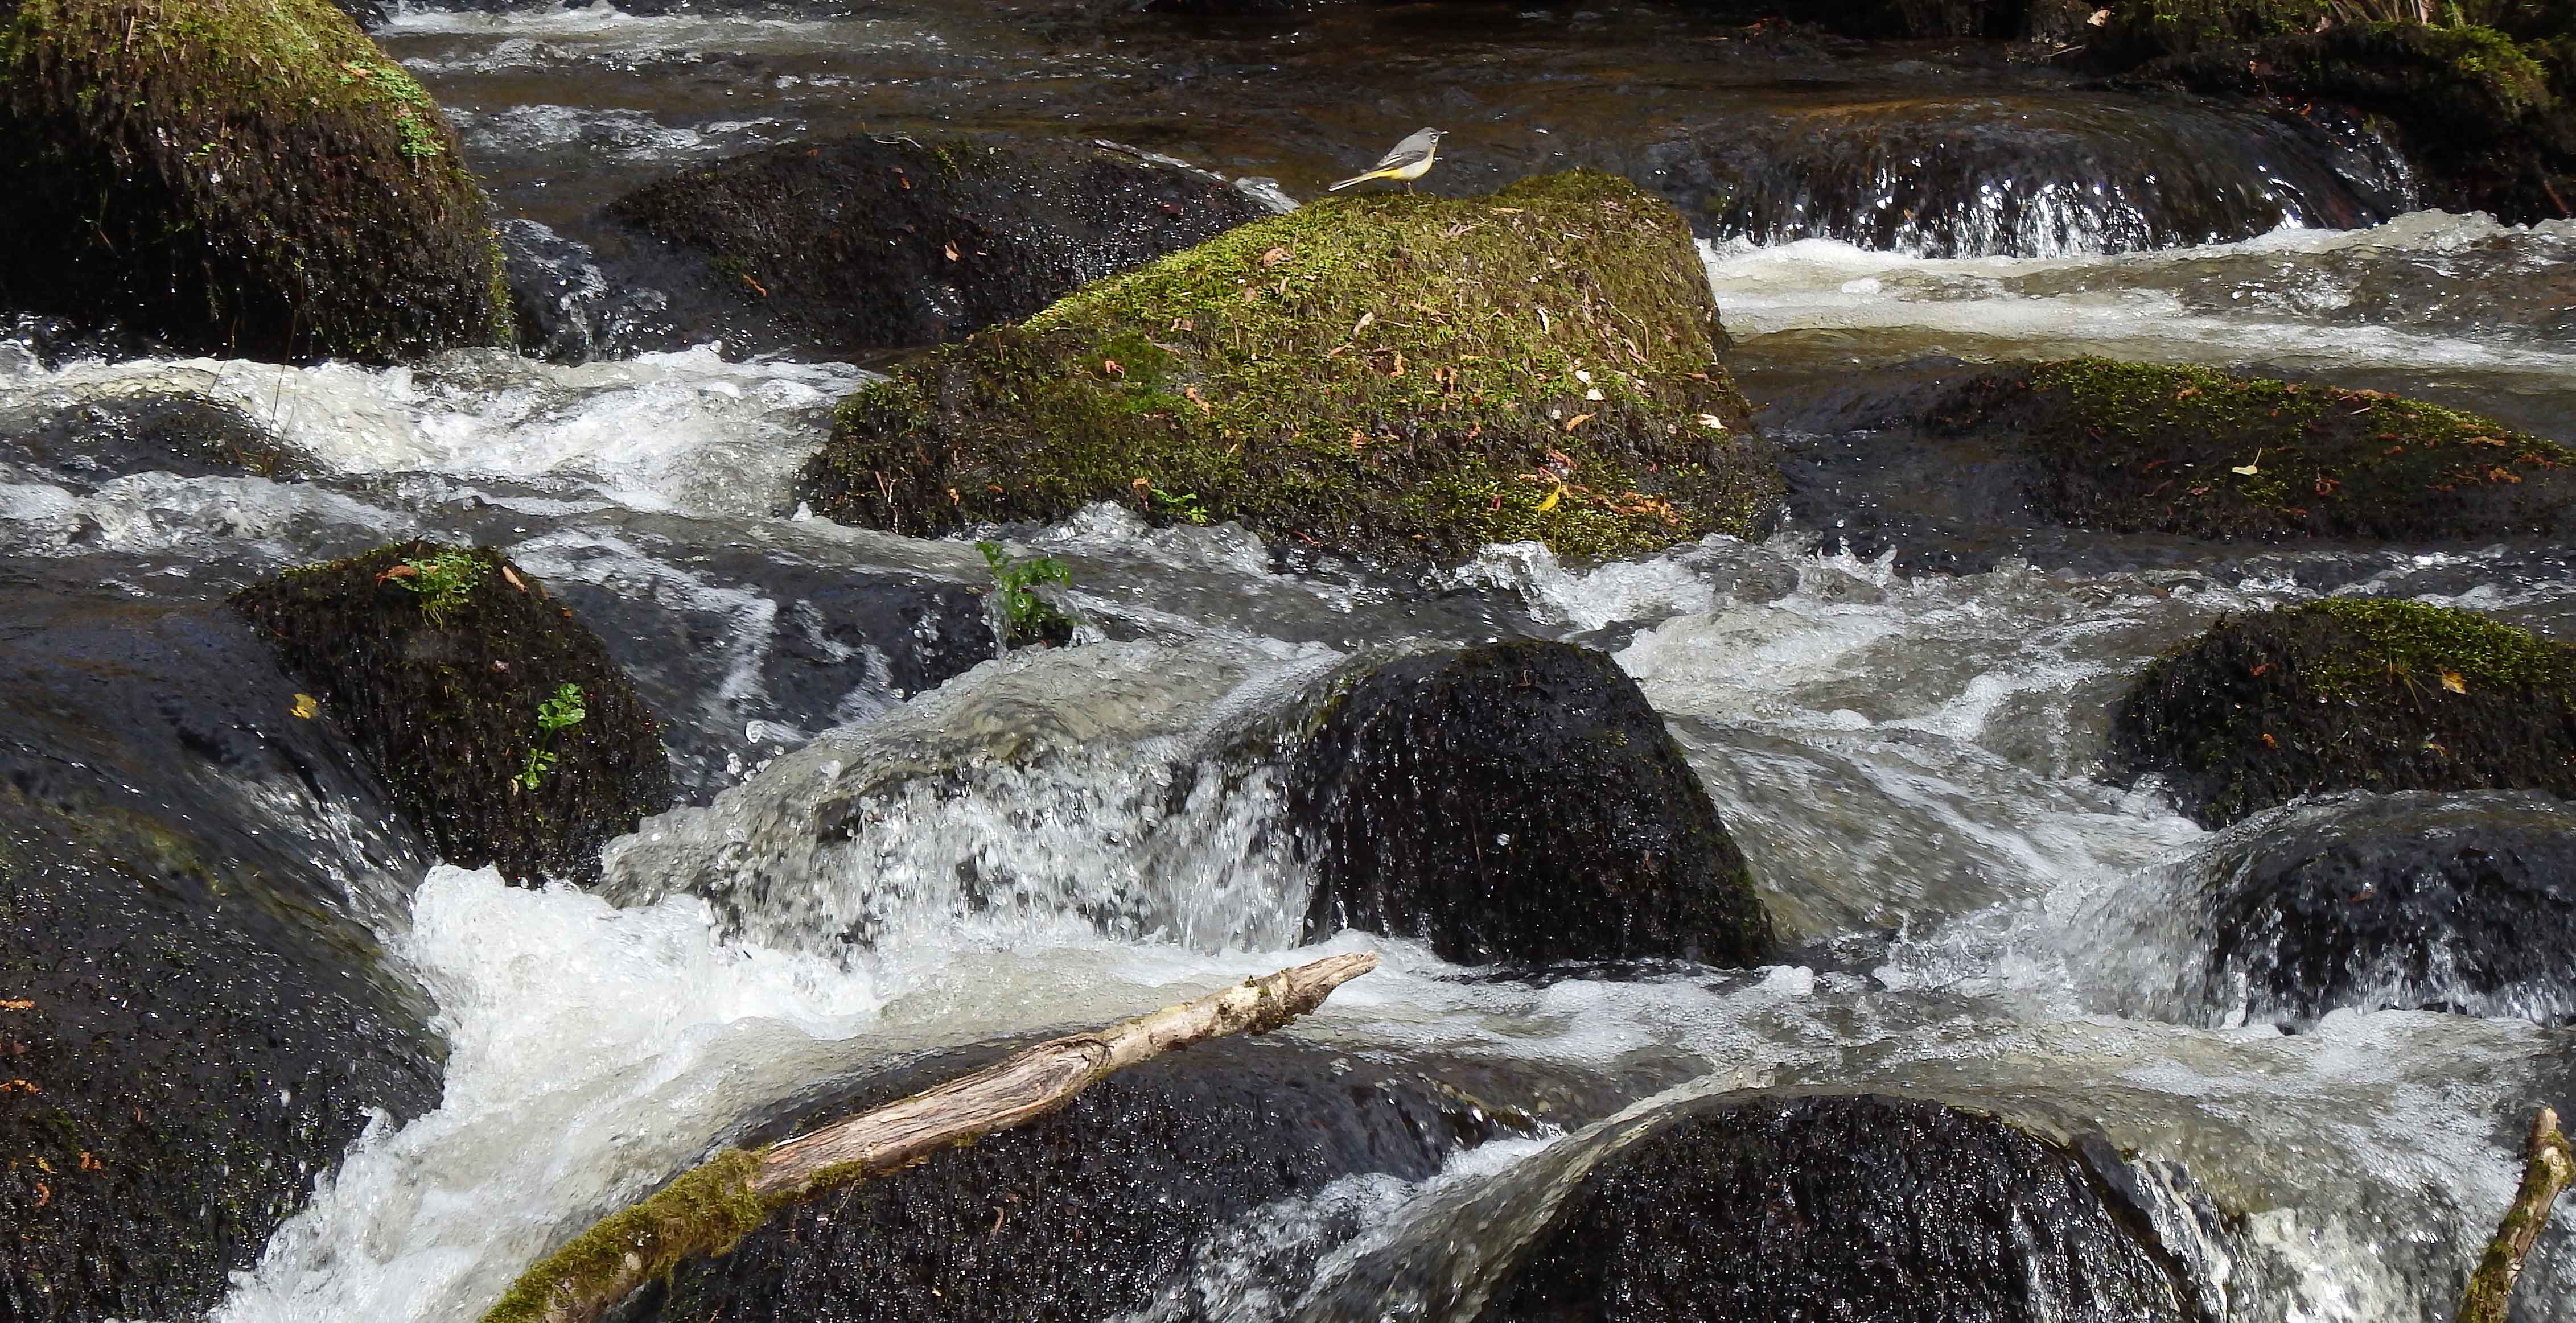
0;390;315;487
589;135;1270;360
2191;791;2576;1025
633;1036;1536;1323
2114;599;2576;827
0;573;442;1322
1477;1091;2202;1323
1289;640;1772;966
232;541;676;884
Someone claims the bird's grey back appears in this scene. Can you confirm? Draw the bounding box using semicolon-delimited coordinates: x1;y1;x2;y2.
1373;126;1442;170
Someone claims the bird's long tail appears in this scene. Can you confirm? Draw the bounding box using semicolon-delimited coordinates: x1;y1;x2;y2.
1327;170;1389;192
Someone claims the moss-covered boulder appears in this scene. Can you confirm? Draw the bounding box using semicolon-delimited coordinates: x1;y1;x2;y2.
1931;358;2576;542
632;1038;1536;1323
2113;599;2576;827
1477;1093;2201;1323
1286;641;1773;966
232;541;674;883
1;584;441;1321
2088;8;2576;220
2190;791;2576;1025
598;135;1272;360
798;171;1782;564
0;0;510;361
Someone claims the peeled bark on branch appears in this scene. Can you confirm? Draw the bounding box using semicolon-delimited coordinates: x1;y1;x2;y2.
2458;1105;2574;1323
480;951;1378;1323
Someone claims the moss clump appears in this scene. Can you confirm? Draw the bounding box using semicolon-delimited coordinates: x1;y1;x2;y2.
1932;358;2575;541
797;171;1782;564
231;541;674;884
2113;598;2576;826
482;1149;769;1323
0;0;511;361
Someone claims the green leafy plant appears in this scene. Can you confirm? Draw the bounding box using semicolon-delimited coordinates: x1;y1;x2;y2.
513;682;587;793
1149;487;1209;525
378;547;484;625
976;541;1074;647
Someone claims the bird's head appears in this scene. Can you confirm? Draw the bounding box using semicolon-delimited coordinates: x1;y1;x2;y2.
1422;128;1445;142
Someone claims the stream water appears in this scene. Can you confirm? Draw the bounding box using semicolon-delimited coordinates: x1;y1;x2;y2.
5;1;2574;1320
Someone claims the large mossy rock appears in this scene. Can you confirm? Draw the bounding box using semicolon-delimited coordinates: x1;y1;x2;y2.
798;170;1782;564
1929;358;2576;542
232;541;674;883
2087;8;2576;221
0;0;510;361
598;136;1272;360
0;578;442;1321
2113;598;2576;827
633;1037;1534;1323
1478;1093;2200;1323
1286;640;1773;966
2191;791;2576;1025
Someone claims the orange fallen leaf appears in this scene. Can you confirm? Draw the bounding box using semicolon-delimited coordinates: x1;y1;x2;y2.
1258;246;1290;268
0;999;31;1011
943;240;961;261
501;564;528;593
1101;358;1124;377
1563;413;1594;432
2441;671;2467;695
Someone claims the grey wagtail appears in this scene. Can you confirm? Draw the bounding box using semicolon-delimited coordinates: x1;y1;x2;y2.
1328;127;1443;193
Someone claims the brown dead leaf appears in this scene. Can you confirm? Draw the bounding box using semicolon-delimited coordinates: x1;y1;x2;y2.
2441;671;2467;695
0;999;31;1011
1101;358;1124;377
1184;385;1213;415
1563;413;1594;432
500;564;528;593
944;240;961;262
1258;246;1291;268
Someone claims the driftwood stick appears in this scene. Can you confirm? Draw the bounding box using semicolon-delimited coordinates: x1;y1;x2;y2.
481;951;1378;1323
2458;1106;2574;1323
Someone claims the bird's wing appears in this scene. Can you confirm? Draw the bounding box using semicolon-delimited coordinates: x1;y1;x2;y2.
1368;133;1434;173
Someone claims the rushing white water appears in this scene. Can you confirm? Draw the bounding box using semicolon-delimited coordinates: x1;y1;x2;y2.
5;209;2571;1322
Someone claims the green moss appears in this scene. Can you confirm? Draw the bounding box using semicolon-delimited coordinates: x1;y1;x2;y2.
0;0;511;361
1937;357;2574;541
799;171;1781;564
2113;599;2576;825
2299;597;2576;698
481;1149;769;1323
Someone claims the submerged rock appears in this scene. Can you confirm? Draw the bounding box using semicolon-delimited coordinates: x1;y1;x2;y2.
1287;641;1772;966
2113;598;2576;827
596;135;1269;359
1479;1092;2200;1323
1929;358;2576;542
0;0;511;361
634;1036;1535;1323
0;388;315;487
798;170;1782;563
2191;791;2576;1025
232;541;675;884
0;579;442;1322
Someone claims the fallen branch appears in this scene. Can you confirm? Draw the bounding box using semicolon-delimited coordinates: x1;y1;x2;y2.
481;951;1378;1323
2457;1105;2574;1323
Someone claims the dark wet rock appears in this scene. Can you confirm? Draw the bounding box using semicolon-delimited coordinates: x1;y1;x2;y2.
1630;90;2405;257
533;546;999;799
0;389;314;488
497;219;681;365
1929;358;2576;542
592;135;1269;360
801;171;1781;563
1287;640;1772;966
2113;599;2576;827
2089;10;2576;223
0;0;511;362
0;574;442;1322
2190;791;2576;1025
1478;1092;2201;1323
633;1036;1536;1323
232;540;676;883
